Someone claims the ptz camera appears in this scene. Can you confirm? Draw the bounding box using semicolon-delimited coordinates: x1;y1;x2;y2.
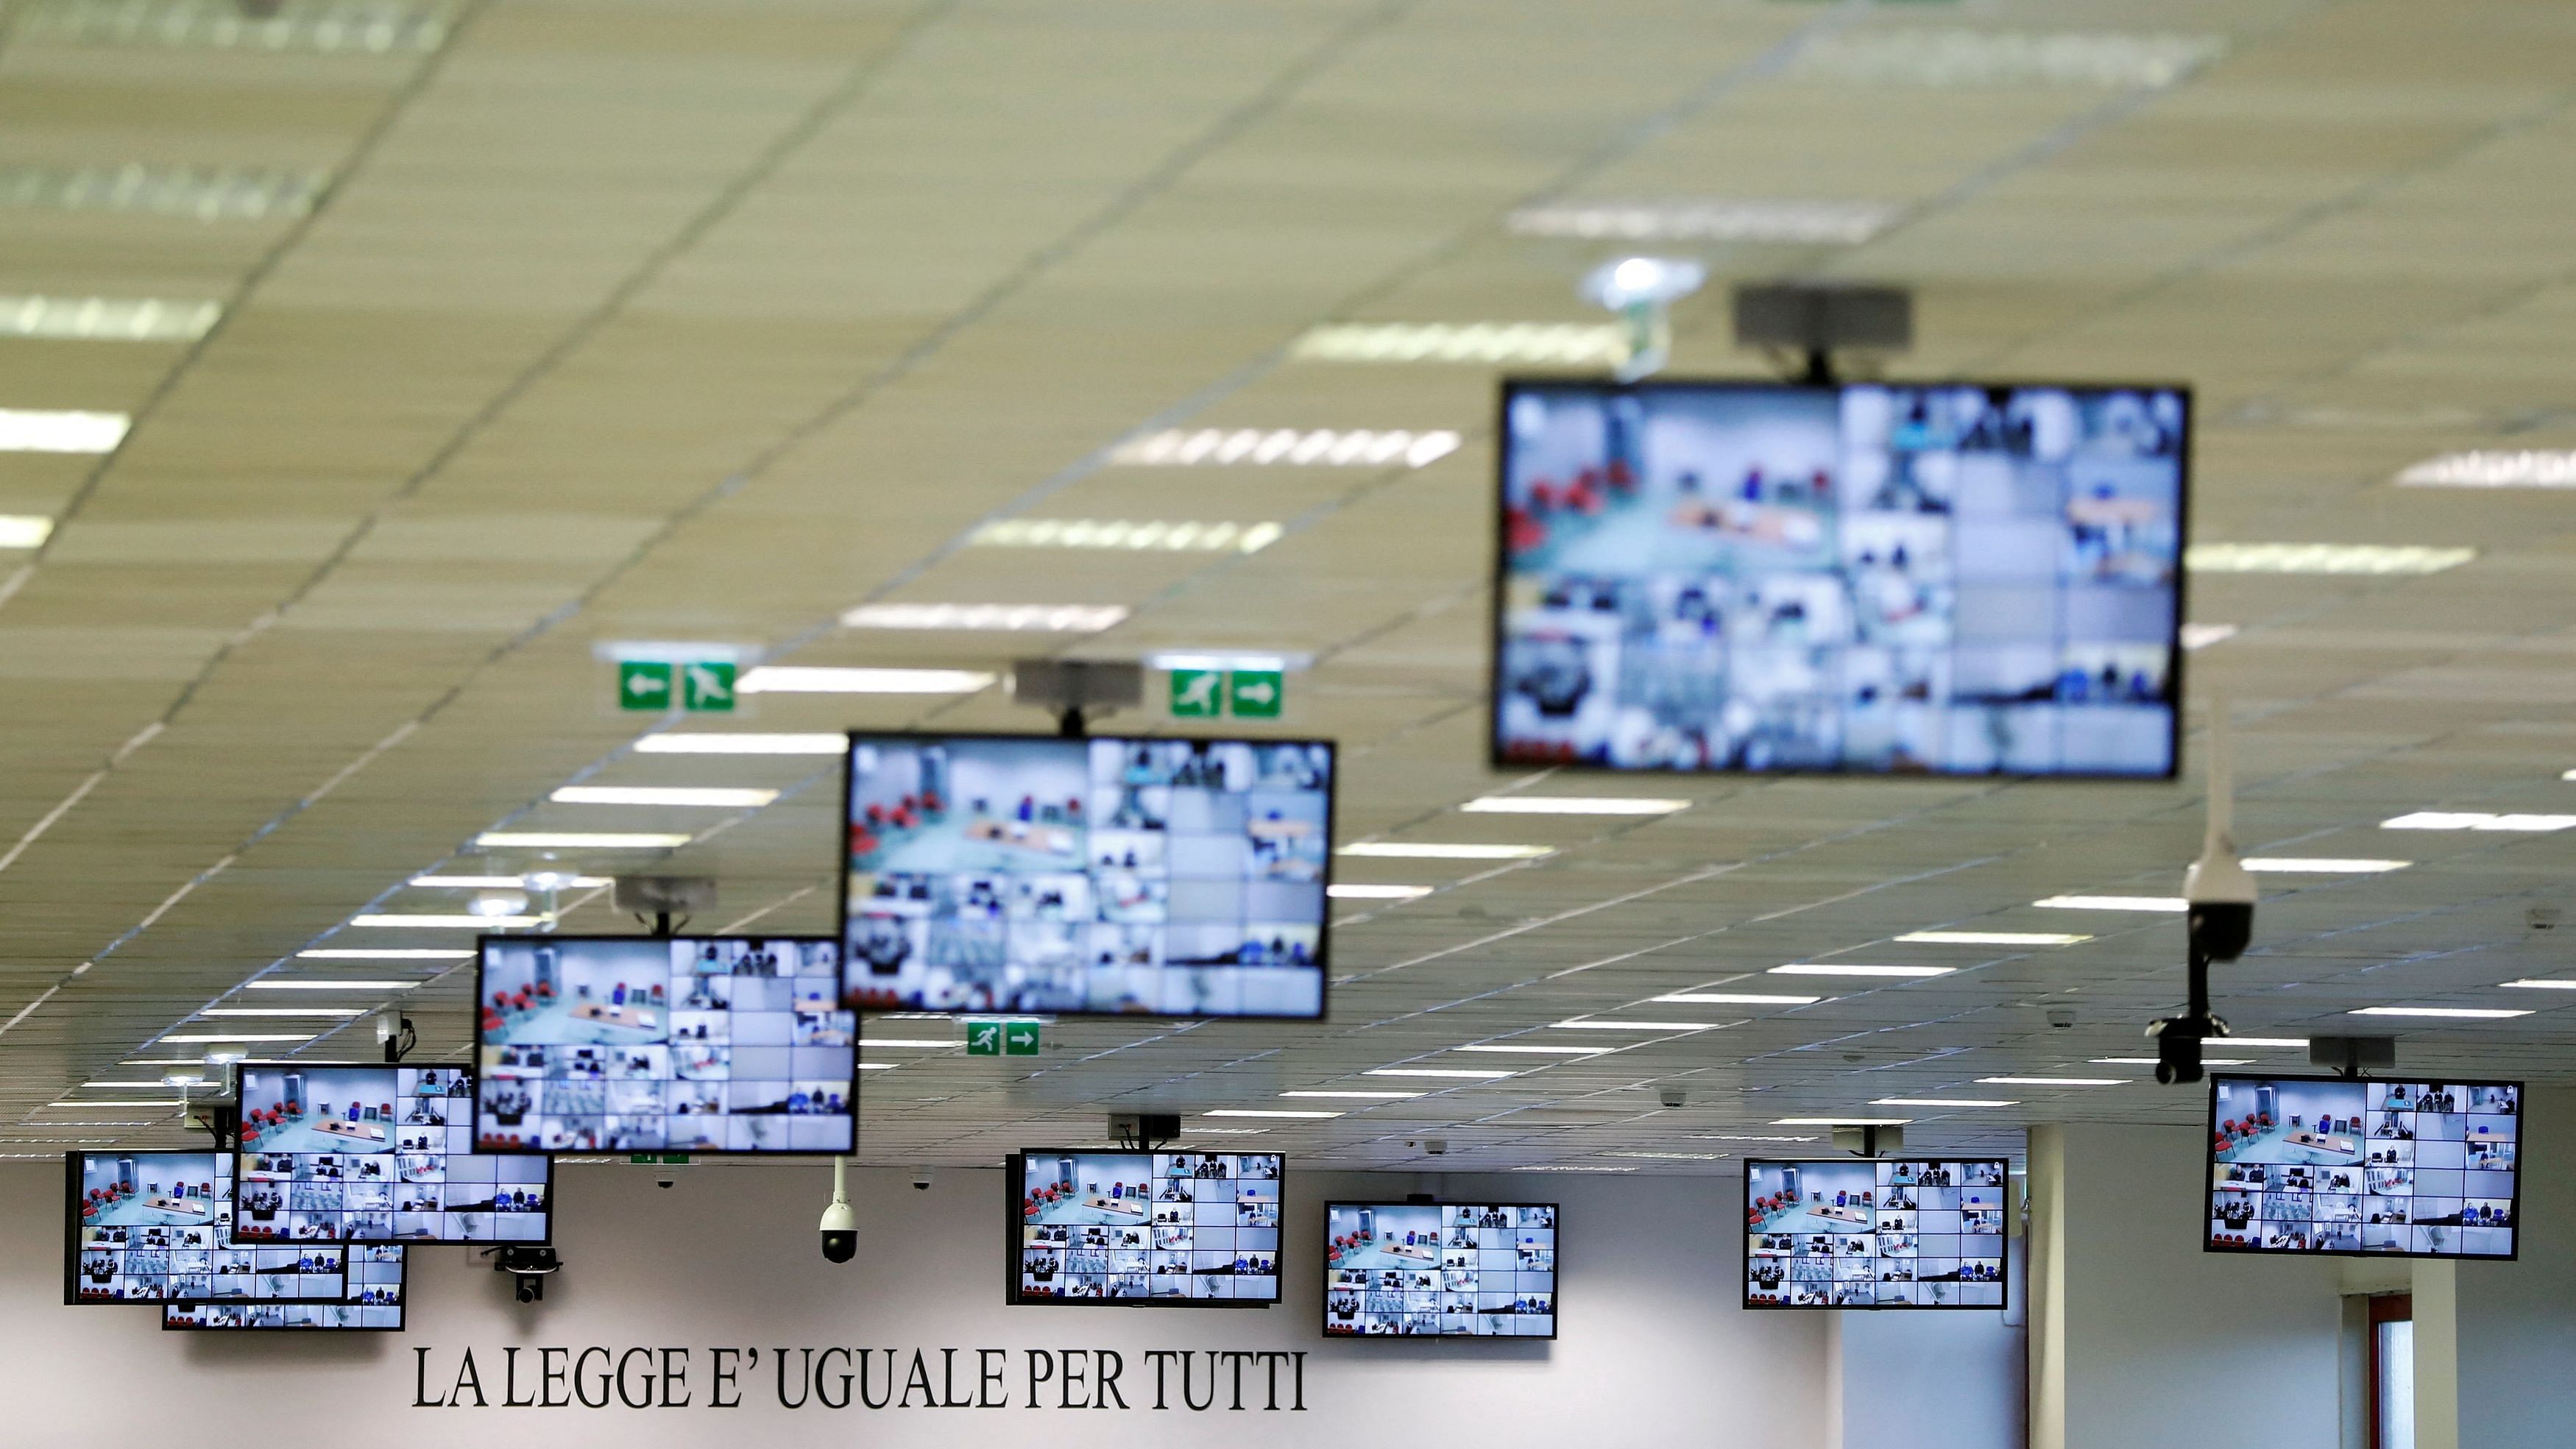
820;1158;858;1265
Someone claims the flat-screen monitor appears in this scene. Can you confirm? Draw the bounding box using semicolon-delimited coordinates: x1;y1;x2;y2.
1323;1201;1557;1337
1744;1158;2010;1308
236;1064;551;1243
1006;1149;1283;1305
164;1267;406;1332
66;1150;406;1307
2207;1074;2521;1258
475;935;854;1154
842;734;1334;1018
1495;380;2189;776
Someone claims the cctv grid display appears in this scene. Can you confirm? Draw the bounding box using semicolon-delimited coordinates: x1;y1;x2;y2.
1744;1158;2010;1308
842;733;1335;1019
236;1064;551;1244
63;1149;406;1314
475;935;854;1155
1008;1150;1284;1305
1494;380;2189;777
2207;1074;2522;1258
162;1275;406;1332
1323;1202;1557;1338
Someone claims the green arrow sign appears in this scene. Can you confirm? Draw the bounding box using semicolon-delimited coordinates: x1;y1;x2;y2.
965;1020;1004;1056
619;660;674;710
1004;1020;1042;1056
682;660;736;712
1170;667;1222;718
1227;669;1284;718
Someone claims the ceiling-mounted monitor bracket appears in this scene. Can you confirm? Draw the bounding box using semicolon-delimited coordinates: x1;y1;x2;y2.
192;1101;241;1153
1732;282;1913;385
615;875;716;938
1108;1112;1180;1152
1012;659;1144;738
2310;1035;2396;1081
1834;1124;1905;1159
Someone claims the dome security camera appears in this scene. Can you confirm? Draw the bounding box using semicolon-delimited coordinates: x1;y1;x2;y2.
820;1158;858;1264
912;1168;933;1191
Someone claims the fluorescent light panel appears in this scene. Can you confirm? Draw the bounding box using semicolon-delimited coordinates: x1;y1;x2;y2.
1549;1019;1719;1031
1694;1134;1818;1143
246;980;412;991
1291;322;1627;366
349;913;543;929
0;295;219;341
412;874;612;888
0;516;54;548
2095;1057;2252;1066
1459;796;1688;815
1204;1109;1340;1119
159;1032;314;1043
968;520;1281;553
297;949;470;960
2187;542;2475;575
634;734;846;756
1770;963;1952;978
198;1007;363;1018
1108;428;1460;468
2382;812;2576;832
1897;931;2091;946
1507;197;1897;244
1653;992;1821;1006
1451;1045;1607;1056
1792;29;2225;88
2179;623;2238;651
475;832;690;849
1278;1091;1421;1100
737;667;993;695
841;603;1128;632
2501;979;2576;991
2243;859;2408;874
2034;895;2185;912
549;786;779;808
2397;450;2576;489
1337;843;1550;860
1776;1116;1910;1127
1980;1077;2123;1086
1600;1150;1730;1161
0;163;325;220
2348;1007;2530;1020
1327;884;1432;900
20;2;452;54
0;408;127;453
857;1038;953;1048
1365;1068;1515;1080
1872;1098;2017;1108
2215;1038;2309;1048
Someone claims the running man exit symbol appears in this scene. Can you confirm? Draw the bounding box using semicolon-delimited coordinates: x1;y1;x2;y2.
618;661;673;710
682;661;736;712
966;1020;1003;1056
1226;669;1283;718
1004;1020;1042;1056
1170;668;1222;718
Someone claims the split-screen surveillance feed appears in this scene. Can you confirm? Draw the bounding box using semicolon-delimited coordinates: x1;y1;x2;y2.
237;1064;551;1243
843;734;1334;1018
164;1254;406;1332
477;935;854;1154
1323;1202;1557;1337
1496;380;2188;776
2207;1075;2521;1258
67;1151;407;1308
1008;1150;1283;1305
1744;1158;2009;1308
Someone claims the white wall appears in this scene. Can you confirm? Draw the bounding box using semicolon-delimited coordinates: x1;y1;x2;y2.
10;1161;1850;1447
2031;1122;2347;1449
2450;1083;2576;1448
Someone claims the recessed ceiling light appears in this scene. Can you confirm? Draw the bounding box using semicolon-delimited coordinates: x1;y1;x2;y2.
633;734;848;756
841;603;1129;632
297;949;473;960
349;913;545;929
197;1007;364;1018
1181;1127;1270;1136
245;980;412;991
1978;1077;2124;1087
1896;932;2091;946
1792;29;2225;89
1872;1098;2018;1108
159;1033;316;1043
2500;979;2576;991
1365;1067;1517;1080
1326;884;1432;900
0;163;327;220
737;667;994;695
1692;1133;1819;1143
1459;796;1689;815
2032;896;2186;913
412;874;613;889
1599;1149;1731;1161
1548;1019;1720;1032
1278;1090;1423;1099
21;3;451;54
1108;428;1462;469
2242;859;2409;874
2396;450;2576;488
2187;542;2475;575
1652;993;1822;1006
80;1081;170;1089
2347;1007;2532;1020
1204;1109;1342;1119
1769;963;1953;978
2213;1038;2308;1048
1291;322;1627;366
1775;1116;1911;1127
1451;1044;1607;1056
1507;197;1898;244
1141;651;1312;674
0;295;221;341
0;408;127;453
474;832;691;849
1336;843;1551;860
857;1038;952;1048
2180;623;2238;651
2382;812;2576;832
0;515;54;548
46;1101;181;1110
548;786;779;808
855;1063;897;1071
967;519;1282;553
2094;1057;2252;1066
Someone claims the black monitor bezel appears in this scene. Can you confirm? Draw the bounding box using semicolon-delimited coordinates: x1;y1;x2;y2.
230;1061;557;1246
1003;1148;1287;1309
840;730;1338;1021
2201;1071;2525;1263
1487;375;2194;782
471;932;854;1158
1739;1155;2014;1311
1320;1198;1561;1341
